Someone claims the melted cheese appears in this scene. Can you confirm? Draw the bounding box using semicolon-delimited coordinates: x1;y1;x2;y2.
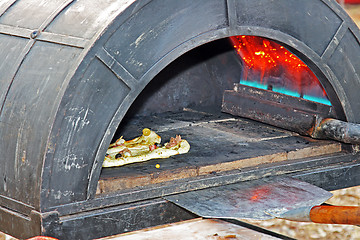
103;129;190;168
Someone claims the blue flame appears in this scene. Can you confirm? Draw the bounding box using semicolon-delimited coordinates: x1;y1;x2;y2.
303;95;331;106
272;87;301;98
240;80;331;106
240;80;267;90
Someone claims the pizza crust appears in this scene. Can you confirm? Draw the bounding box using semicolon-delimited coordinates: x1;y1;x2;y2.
103;129;190;168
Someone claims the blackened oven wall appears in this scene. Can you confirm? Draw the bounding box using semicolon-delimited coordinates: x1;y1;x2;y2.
125;39;241;117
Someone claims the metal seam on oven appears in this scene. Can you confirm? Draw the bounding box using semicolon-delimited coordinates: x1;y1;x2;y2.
226;0;237;29
96;47;138;89
0;39;35;115
321;21;348;62
0;24;88;48
0;0;17;18
38;0;76;31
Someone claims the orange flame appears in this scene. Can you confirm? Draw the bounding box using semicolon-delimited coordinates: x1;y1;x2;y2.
250;186;270;202
230;35;329;102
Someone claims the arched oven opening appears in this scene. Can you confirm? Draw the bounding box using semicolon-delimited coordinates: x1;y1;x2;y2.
97;35;346;195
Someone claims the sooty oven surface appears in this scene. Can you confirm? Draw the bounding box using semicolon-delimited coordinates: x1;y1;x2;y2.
1;0;360;239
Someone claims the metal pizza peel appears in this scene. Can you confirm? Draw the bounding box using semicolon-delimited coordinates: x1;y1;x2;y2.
164;177;360;224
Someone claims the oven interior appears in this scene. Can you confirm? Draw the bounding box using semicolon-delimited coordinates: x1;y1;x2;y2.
97;36;344;195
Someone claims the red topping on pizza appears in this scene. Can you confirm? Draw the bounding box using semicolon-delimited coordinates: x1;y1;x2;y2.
165;135;182;149
149;144;157;151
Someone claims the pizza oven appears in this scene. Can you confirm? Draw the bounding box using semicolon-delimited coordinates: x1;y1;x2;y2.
1;0;360;239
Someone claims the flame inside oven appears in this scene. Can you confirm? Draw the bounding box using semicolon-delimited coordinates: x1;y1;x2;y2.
230;35;331;106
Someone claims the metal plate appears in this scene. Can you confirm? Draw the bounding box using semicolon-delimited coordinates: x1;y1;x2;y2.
164;177;332;220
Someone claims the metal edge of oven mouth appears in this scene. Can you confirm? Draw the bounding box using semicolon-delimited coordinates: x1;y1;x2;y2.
47;150;359;217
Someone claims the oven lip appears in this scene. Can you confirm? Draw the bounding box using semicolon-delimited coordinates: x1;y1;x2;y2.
49;151;360;216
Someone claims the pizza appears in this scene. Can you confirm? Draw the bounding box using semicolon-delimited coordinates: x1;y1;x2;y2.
103;128;190;167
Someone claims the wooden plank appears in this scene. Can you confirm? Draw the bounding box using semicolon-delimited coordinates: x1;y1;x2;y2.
98;110;342;194
195;142;341;175
96;218;281;240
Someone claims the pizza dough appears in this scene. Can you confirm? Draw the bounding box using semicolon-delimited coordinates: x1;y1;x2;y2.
103;128;190;167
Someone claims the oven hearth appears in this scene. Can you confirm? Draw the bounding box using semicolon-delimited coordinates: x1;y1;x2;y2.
98;107;342;194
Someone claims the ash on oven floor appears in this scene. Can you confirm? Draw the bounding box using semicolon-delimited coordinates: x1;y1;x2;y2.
98;108;342;194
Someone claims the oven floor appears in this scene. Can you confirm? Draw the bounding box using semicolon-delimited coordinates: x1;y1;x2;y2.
97;108;341;194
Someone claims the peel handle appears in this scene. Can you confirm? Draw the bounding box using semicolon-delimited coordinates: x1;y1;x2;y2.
310;206;360;225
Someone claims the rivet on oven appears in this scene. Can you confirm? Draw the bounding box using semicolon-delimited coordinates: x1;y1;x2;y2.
30;30;40;39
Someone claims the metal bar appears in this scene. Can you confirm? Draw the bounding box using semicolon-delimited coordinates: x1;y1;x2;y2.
227;84;334;116
0;24;33;39
222;87;321;136
222;84;360;145
37;32;89;48
0;194;35;217
316;118;360;144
